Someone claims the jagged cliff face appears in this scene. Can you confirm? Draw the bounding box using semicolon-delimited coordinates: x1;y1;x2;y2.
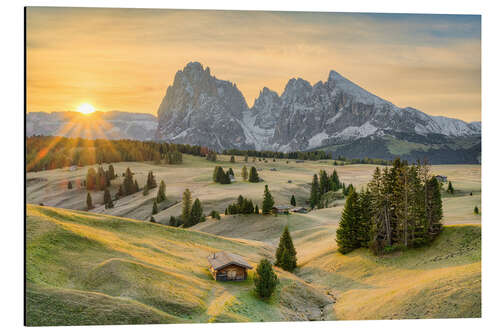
156;62;251;150
155;62;481;160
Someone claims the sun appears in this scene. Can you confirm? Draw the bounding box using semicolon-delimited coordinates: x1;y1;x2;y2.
77;103;95;115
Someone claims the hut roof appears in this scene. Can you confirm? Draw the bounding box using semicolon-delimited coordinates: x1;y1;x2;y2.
207;251;253;271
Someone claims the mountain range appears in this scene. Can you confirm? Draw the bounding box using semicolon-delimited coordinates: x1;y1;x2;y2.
155;62;481;163
26;111;157;141
26;62;481;164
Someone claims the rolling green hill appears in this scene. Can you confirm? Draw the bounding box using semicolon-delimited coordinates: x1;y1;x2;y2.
25;205;331;326
26;204;481;325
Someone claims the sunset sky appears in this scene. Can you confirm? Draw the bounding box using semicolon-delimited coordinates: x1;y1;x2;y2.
26;7;481;122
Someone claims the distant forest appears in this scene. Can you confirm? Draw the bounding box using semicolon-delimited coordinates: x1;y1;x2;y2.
26;136;392;172
26;136;209;172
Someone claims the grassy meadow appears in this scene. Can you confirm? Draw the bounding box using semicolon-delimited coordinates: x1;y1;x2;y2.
25;154;481;325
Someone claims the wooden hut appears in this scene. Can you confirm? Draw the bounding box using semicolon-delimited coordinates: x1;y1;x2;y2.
207;251;252;281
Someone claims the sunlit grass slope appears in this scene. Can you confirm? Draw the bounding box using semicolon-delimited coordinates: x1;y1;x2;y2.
26;204;331;326
297;224;481;320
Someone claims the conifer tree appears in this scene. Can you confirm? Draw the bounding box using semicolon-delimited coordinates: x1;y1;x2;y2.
244;154;248;162
123;168;135;195
116;184;124;199
248;166;260;183
230;155;235;163
310;174;320;209
152;199;158;215
254;259;278;298
474;206;479;215
181;188;192;224
242;166;248;181
254;204;259;214
336;190;361;254
143;185;149;196
447;181;454;194
357;189;371;247
290;195;296;207
107;164;116;180
319;170;330;195
146;171;157;189
67;181;72;190
186;198;203;227
331;169;340;191
157;180;167;202
86;192;93;210
262;185;275;214
103;188;114;209
134;179;140;193
275;226;297;271
228;168;234;176
86;167;97;190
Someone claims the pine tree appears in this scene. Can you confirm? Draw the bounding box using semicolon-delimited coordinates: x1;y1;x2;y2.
123;168;135;195
262;185;275;214
86;192;93;210
134;180;140;193
275;226;297;271
107;164;116;180
474;206;479;215
357;189;371;247
186;198;203;227
427;176;443;236
86;167;97;190
146;171;157;189
290;195;296;207
157;180;167;202
319;170;330;195
254;204;259;214
242;166;248;181
331;169;340;191
152;200;159;215
310;174;320;209
336;190;361;254
248;166;260;183
67;181;72;190
254;259;278;298
181;188;192;224
103;188;114;209
230;155;235;163
447;181;454;194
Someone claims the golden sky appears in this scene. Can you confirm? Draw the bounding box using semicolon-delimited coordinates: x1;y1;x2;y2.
26;8;481;122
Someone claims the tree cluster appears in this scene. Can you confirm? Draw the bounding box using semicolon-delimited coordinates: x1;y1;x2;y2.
86;165;115;191
117;167;140;198
213;166;232;184
226;195;257;215
309;169;343;209
336;159;443;255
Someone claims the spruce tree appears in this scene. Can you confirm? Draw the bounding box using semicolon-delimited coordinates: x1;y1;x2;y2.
275;226;297;271
254;259;278;298
290;195;296;207
310;174;320;209
181;188;192;224
146;171;157;189
336;190;361;254
242;166;248;181
103;188;113;209
152;200;159;215
134;180;140;193
248;166;260;183
447;181;454;194
157;180;167;202
262;185;275;214
67;181;72;190
474;206;479;215
123;168;135;195
187;198;203;227
86;192;93;210
254;204;259;214
86;167;97;190
107;164;116;180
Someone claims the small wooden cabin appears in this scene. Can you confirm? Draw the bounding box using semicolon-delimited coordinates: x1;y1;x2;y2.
272;205;292;214
207;251;252;281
